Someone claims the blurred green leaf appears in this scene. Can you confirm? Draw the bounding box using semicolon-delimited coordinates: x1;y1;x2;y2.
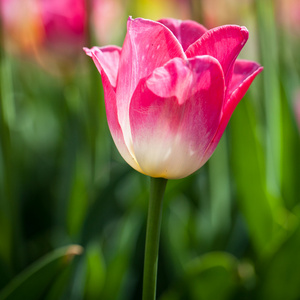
79;166;131;247
67;156;89;238
230;98;281;256
255;0;282;195
258;211;300;300
44;266;72;300
279;61;300;209
160;252;240;300
186;252;239;300
208;134;231;239
0;245;83;300
100;210;143;300
84;242;106;300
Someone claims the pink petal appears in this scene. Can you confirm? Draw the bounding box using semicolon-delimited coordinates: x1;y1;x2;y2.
83;46;121;88
129;56;225;179
202;59;263;162
116;17;186;153
84;46;142;172
158;18;207;51
185;25;249;86
226;60;263;111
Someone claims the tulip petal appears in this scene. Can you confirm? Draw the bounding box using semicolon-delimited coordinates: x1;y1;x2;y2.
185;25;249;86
226;60;263;107
116;17;186;155
158;18;207;51
84;46;142;172
83;46;121;88
202;59;263;162
129;56;224;179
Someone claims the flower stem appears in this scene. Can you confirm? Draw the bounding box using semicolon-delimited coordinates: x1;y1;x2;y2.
142;177;168;300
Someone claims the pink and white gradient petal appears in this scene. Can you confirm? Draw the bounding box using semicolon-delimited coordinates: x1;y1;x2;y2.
83;46;142;172
226;60;263;112
202;60;263;163
83;46;121;88
116;17;186;155
158;18;207;51
185;25;249;87
129;56;224;179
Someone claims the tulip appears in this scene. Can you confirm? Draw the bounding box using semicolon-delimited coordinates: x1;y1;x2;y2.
0;0;86;54
0;0;44;53
84;17;263;179
0;0;86;75
39;0;86;55
277;0;300;36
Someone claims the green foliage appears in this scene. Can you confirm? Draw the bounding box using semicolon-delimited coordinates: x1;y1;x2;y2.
0;245;82;300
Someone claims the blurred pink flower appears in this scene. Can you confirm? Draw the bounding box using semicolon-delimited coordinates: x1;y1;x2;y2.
1;0;86;53
0;0;87;74
39;0;86;55
276;0;300;36
92;0;124;45
0;0;125;75
0;0;44;53
84;17;263;179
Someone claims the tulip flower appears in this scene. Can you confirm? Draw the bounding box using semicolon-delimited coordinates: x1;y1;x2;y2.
277;0;300;36
85;17;262;179
39;0;86;55
0;0;86;54
0;0;86;75
85;17;262;300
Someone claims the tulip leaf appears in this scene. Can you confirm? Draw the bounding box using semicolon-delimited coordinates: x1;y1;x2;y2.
230;98;281;256
100;210;143;300
185;252;239;300
43;266;72;300
0;245;83;300
280;81;300;209
258;214;300;300
84;242;106;299
160;252;241;300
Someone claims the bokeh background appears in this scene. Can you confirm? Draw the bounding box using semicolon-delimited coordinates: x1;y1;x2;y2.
0;0;300;299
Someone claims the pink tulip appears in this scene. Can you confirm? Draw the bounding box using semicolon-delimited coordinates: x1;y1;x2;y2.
0;0;86;53
40;0;86;54
84;17;263;179
277;0;300;36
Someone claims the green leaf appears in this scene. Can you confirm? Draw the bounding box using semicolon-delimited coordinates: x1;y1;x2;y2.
258;214;300;300
0;245;83;300
185;252;239;300
100;210;143;300
84;243;106;300
160;252;241;300
230;98;282;257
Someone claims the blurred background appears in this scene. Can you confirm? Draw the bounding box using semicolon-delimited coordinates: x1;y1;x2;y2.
0;0;300;299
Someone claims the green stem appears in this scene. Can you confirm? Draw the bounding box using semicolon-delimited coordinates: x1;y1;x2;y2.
143;177;168;300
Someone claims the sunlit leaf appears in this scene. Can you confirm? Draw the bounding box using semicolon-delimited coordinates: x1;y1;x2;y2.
0;245;83;300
